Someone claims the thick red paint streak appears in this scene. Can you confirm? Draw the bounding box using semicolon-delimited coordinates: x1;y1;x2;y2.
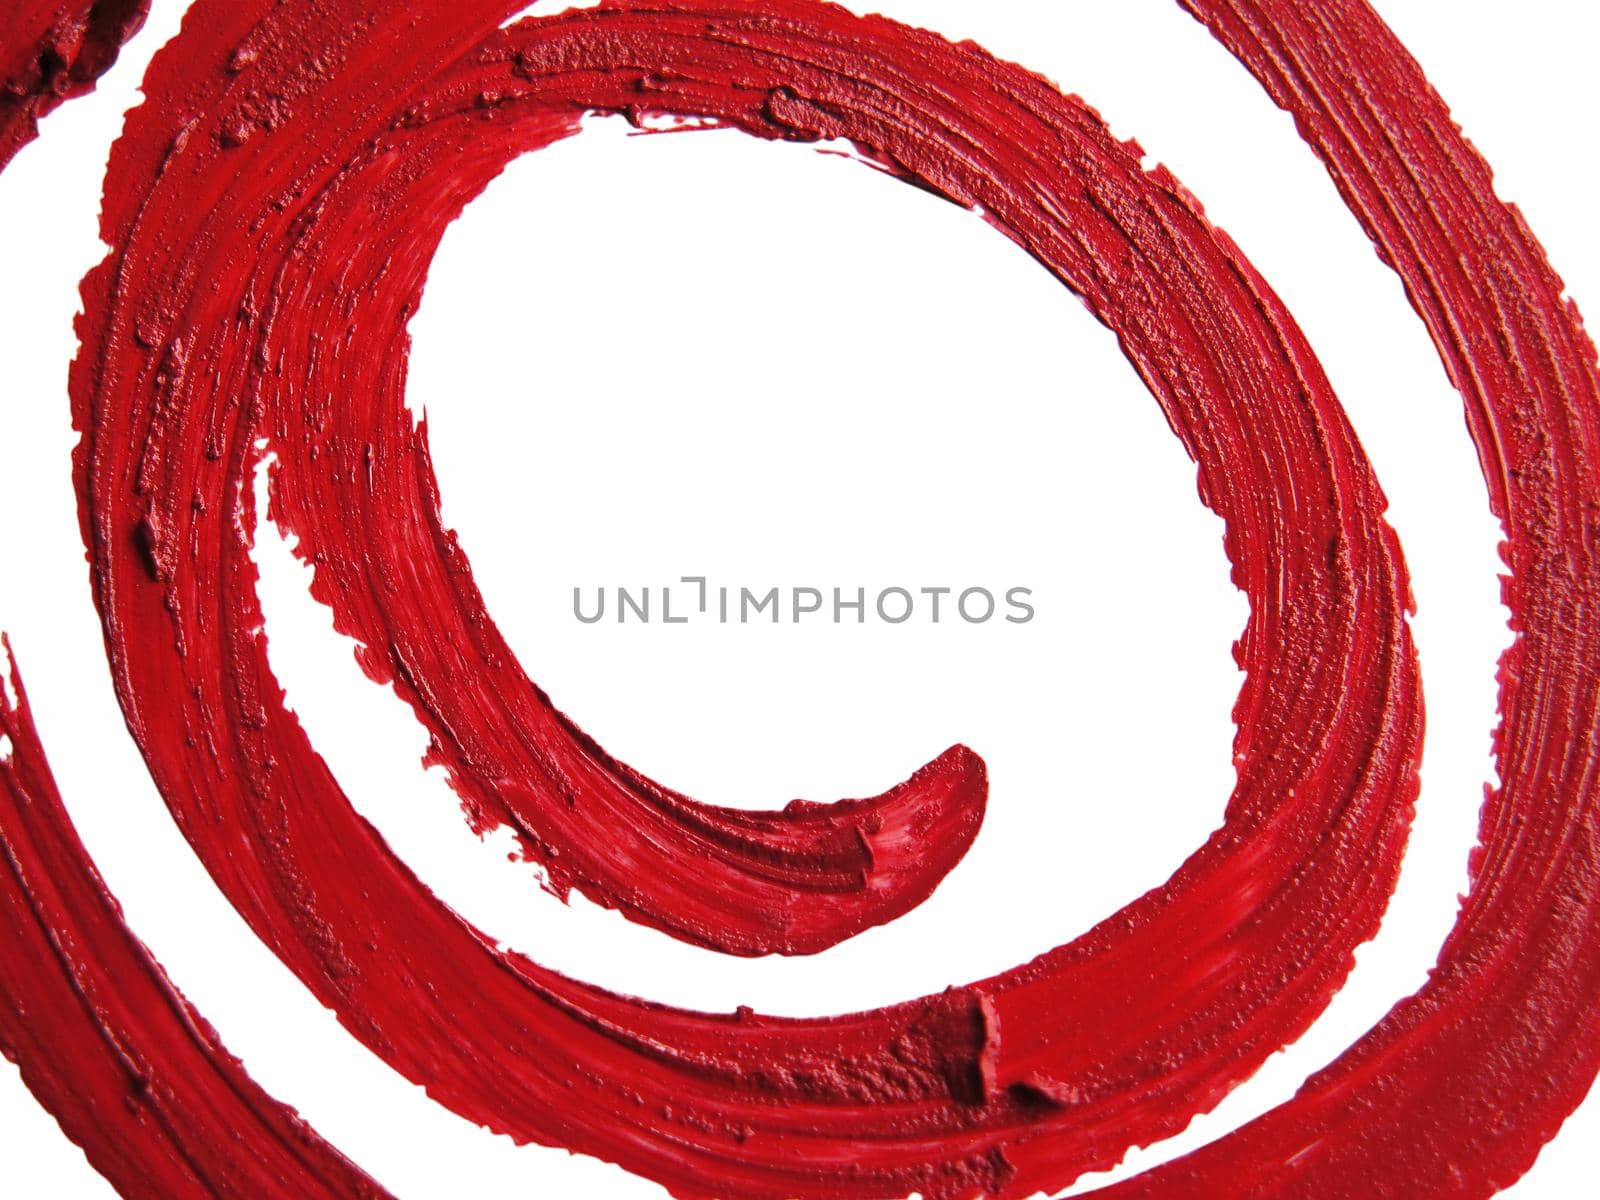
69;1;1420;1197
0;0;148;170
0;0;1589;1198
1074;2;1600;1195
0;640;393;1199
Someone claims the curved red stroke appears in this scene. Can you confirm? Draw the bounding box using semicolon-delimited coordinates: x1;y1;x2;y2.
58;0;991;963
0;0;148;171
1072;1;1600;1194
0;640;393;1200
10;0;1595;1192
1;7;393;1194
68;2;1419;1197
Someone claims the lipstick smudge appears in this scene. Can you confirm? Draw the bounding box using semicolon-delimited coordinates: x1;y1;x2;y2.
0;0;1593;1198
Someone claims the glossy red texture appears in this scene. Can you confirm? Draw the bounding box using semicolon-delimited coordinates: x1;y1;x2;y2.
0;0;148;170
0;0;1591;1198
0;640;393;1200
67;1;1419;1197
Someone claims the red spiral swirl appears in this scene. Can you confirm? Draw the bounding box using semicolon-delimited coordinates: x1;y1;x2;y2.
0;2;1596;1198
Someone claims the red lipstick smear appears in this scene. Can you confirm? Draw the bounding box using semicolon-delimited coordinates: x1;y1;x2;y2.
0;0;1590;1197
0;640;393;1200
68;1;1422;1197
1074;1;1600;1194
0;0;149;171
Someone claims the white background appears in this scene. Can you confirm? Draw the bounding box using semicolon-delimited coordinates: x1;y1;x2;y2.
1;1;1596;1196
